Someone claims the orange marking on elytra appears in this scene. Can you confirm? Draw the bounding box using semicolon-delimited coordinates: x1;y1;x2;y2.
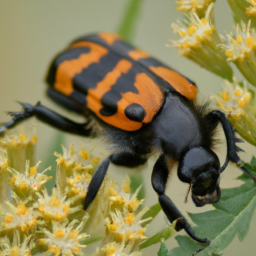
54;42;108;96
98;32;123;45
128;49;150;61
150;67;197;100
88;68;163;131
118;73;163;124
87;59;143;131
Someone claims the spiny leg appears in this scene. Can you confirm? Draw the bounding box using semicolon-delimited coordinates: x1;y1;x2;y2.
207;111;256;181
0;102;92;136
152;154;210;244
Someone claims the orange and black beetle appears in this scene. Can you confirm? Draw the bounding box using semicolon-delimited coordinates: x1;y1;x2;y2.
1;32;255;244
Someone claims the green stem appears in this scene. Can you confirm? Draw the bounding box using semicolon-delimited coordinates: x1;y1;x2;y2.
117;0;144;42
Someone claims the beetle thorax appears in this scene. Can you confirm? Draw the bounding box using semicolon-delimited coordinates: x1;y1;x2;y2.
152;93;207;160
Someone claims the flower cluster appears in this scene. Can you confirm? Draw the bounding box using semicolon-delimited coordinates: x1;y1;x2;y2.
226;0;256;26
211;78;256;146
94;176;151;256
0;126;99;256
171;3;233;79
0;123;151;255
172;0;256;147
176;0;215;17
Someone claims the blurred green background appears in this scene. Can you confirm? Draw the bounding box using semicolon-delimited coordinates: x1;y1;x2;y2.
0;1;255;255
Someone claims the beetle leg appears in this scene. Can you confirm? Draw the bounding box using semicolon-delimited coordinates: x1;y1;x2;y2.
84;157;111;210
47;88;87;115
0;102;92;136
111;152;147;167
207;111;256;181
152;154;210;244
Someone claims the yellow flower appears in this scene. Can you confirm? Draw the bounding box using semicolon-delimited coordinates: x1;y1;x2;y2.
211;78;256;146
176;0;215;17
0;201;39;233
0;149;9;204
39;218;89;256
0;231;34;256
0;122;37;172
246;0;256;17
94;241;142;256
36;188;80;222
219;21;256;86
170;3;233;79
104;208;150;246
8;161;52;203
55;144;99;195
101;176;144;216
211;78;252;113
66;170;92;199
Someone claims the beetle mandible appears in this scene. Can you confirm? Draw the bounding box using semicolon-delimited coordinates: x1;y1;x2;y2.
1;32;255;244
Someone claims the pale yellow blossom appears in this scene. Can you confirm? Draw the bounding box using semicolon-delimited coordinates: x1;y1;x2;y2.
171;3;233;79
0;231;34;256
211;78;256;146
38;218;89;256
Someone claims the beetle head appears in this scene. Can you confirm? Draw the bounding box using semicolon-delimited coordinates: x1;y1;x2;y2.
178;147;221;207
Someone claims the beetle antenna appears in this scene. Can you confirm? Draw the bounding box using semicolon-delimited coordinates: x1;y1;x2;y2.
184;184;191;203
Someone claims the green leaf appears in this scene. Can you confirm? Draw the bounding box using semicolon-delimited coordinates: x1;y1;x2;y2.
129;173;145;200
168;157;256;256
117;0;144;42
142;202;161;226
82;235;103;245
43;131;65;192
157;242;169;256
140;223;176;250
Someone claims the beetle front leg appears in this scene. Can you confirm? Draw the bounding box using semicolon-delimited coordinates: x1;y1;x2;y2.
207;111;256;181
152;154;210;244
0;102;92;136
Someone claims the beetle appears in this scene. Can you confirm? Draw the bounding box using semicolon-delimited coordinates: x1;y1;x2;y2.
0;32;255;244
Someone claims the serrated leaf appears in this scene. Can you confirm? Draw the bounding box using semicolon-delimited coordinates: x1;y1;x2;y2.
157;242;168;256
142;202;161;226
140;223;176;250
168;157;256;256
